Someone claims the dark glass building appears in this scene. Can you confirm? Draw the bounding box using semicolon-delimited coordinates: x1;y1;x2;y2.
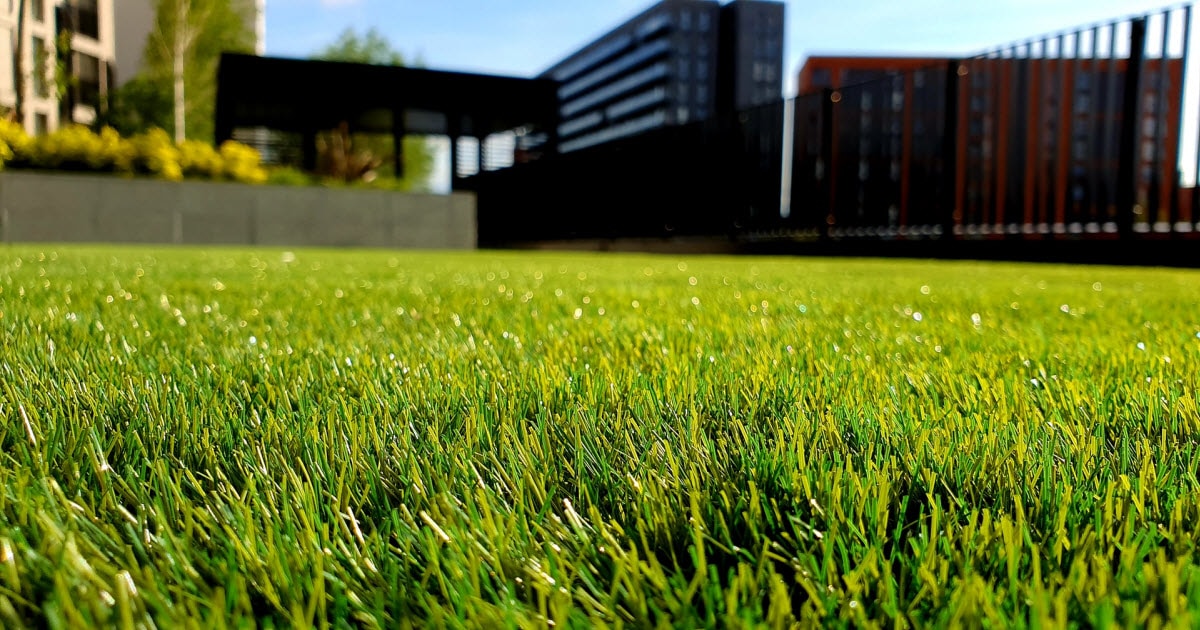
540;0;783;154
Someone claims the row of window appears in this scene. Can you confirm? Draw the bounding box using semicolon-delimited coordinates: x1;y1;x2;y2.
558;86;674;140
8;0;46;21
561;62;668;118
559;109;667;153
559;39;671;100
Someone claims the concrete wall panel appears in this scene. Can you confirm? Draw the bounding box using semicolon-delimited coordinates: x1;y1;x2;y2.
0;172;476;249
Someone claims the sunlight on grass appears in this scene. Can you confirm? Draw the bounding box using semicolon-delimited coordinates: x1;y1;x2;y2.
2;246;1199;627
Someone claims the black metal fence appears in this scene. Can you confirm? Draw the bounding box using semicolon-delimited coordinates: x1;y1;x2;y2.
471;100;786;246
779;5;1197;242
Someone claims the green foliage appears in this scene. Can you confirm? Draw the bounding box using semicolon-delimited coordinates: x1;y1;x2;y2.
98;75;174;138
264;165;314;186
53;30;75;101
312;28;434;191
137;0;255;142
316;27;406;66
2;249;1200;626
31;37;53;99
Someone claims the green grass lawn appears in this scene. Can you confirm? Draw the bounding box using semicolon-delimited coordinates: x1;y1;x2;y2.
2;246;1199;628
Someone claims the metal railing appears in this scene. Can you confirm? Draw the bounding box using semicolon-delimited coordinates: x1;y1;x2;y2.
780;4;1198;241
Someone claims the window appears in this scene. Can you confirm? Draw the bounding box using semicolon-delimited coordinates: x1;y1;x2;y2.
32;0;44;22
75;0;101;39
34;113;47;135
76;53;102;107
31;36;46;98
680;9;692;31
698;12;710;32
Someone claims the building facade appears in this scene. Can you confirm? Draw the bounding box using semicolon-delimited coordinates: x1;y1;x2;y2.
0;0;114;134
717;0;784;113
795;54;1182;230
541;0;783;154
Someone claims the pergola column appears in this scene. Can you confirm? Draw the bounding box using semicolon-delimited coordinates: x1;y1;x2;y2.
392;106;406;179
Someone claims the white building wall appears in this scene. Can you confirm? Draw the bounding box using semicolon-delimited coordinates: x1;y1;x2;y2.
0;0;116;134
112;0;154;87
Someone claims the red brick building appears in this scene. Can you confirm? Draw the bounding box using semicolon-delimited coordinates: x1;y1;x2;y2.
796;55;1184;231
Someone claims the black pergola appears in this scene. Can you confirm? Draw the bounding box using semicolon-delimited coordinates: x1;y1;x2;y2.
214;53;559;183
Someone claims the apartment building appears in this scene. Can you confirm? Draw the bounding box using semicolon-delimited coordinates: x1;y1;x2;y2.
0;0;112;134
540;0;783;154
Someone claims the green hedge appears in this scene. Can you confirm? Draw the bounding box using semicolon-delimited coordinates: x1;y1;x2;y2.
0;120;268;184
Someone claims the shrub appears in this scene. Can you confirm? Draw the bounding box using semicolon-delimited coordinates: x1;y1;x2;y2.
266;165;314;187
0;122;270;186
0;118;34;166
178;140;223;180
29;125;136;172
218;140;268;184
130;128;182;181
97;127;137;172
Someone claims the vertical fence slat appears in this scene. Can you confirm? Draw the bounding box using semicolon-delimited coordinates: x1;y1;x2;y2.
1087;25;1103;229
1117;17;1148;239
1104;22;1122;229
941;60;961;239
1171;6;1191;231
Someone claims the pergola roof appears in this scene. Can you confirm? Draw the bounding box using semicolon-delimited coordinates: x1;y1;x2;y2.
214;53;559;140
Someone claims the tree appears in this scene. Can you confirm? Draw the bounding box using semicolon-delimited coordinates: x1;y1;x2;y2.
99;75;174;137
315;28;406;66
135;0;254;143
312;28;434;191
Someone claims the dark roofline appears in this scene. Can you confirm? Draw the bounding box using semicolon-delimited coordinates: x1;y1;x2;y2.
216;53;559;139
538;0;718;78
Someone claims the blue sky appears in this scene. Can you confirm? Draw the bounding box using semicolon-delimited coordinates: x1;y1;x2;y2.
266;0;1183;93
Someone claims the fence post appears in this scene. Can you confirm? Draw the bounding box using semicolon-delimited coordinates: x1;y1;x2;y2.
941;60;961;240
819;88;835;239
1172;5;1192;237
1116;17;1147;240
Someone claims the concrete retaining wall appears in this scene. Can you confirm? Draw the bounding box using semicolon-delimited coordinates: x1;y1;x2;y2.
0;171;476;249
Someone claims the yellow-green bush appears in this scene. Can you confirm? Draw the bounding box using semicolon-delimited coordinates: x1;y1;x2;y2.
97;127;137;172
178;139;223;180
219;140;268;184
31;125;137;172
0;118;33;165
129;128;182;181
0;122;267;184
